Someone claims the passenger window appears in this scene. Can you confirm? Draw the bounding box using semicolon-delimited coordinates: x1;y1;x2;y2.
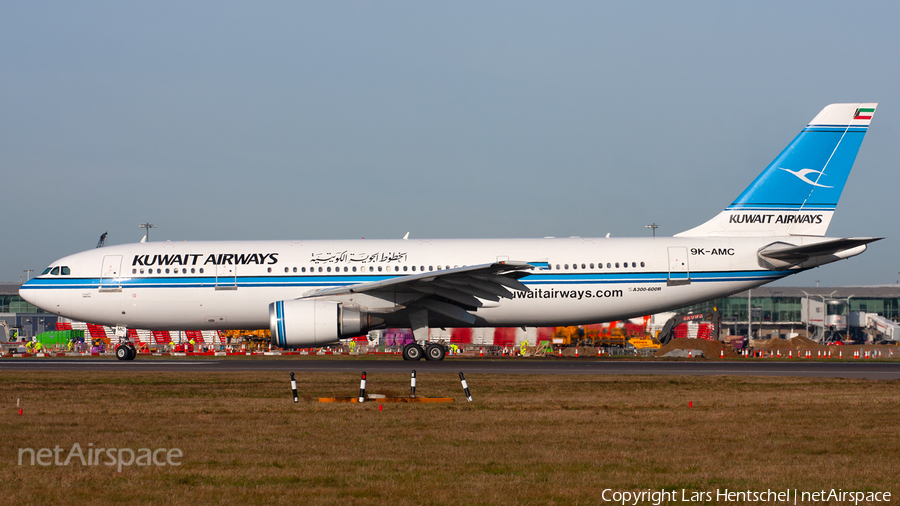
598;263;602;269
395;266;400;272
607;263;611;268
572;264;577;270
344;267;348;272
191;268;195;273
632;262;636;268
429;266;433;271
165;268;170;274
267;267;272;273
378;266;383;272
140;269;145;274
411;266;416;272
51;267;60;275
589;263;594;269
352;266;357;272
318;267;323;273
369;266;374;272
640;262;645;267
327;267;331;273
132;269;137;274
615;263;619;268
199;268;204;274
564;264;569;270
403;266;408;272
581;264;586;269
157;268;162;274
555;264;560;270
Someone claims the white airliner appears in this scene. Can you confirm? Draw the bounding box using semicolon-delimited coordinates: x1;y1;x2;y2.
20;103;880;361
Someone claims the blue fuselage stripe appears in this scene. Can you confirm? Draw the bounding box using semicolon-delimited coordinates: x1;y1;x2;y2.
20;270;785;291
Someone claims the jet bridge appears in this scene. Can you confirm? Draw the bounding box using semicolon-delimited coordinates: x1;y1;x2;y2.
849;311;900;343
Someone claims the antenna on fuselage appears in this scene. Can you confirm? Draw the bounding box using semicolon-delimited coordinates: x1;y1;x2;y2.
96;232;108;248
139;222;157;242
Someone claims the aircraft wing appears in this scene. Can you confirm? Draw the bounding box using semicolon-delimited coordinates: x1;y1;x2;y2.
303;261;536;324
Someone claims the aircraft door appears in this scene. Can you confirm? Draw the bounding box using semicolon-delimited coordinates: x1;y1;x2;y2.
100;255;123;291
215;264;237;290
667;247;690;286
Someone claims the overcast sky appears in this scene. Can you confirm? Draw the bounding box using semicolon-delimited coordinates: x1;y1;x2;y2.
2;1;898;287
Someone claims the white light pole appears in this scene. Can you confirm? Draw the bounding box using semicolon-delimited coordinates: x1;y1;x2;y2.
139;223;157;242
645;223;659;237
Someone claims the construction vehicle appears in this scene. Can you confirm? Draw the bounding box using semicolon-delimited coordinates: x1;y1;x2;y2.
656;309;721;345
220;329;270;350
550;326;584;347
628;337;661;350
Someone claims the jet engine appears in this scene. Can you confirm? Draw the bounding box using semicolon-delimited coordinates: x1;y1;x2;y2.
269;299;371;348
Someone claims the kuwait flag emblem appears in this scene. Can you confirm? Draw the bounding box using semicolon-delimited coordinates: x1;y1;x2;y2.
854;107;874;120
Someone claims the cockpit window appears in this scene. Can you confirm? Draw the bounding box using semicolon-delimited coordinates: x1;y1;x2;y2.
42;267;52;275
61;266;71;275
50;267;60;275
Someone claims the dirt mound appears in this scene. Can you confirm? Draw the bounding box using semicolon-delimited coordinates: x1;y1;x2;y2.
790;336;819;348
654;338;739;358
753;338;796;350
560;346;598;357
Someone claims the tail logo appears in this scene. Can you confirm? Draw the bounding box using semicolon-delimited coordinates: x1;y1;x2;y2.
778;168;833;188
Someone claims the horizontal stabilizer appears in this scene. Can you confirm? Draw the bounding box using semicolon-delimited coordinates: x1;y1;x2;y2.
758;237;881;270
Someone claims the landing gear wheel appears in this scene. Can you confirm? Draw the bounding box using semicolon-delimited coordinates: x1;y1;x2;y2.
115;345;130;361
403;343;425;361
425;343;446;361
126;344;137;360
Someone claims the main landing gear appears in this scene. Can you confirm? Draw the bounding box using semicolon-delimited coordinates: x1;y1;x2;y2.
115;342;137;361
403;342;447;361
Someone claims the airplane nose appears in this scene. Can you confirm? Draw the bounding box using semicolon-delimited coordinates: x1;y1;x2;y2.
18;281;43;309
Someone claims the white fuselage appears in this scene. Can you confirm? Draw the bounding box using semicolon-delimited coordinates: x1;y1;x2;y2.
20;235;828;331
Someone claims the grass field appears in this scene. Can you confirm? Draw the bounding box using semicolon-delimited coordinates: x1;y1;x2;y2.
2;368;898;505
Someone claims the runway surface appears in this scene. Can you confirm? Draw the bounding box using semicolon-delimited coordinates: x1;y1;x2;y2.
2;358;900;379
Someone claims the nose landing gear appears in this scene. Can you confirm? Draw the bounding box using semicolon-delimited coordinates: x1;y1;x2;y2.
115;343;136;361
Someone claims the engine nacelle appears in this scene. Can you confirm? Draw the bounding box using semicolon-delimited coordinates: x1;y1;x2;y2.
269;299;370;348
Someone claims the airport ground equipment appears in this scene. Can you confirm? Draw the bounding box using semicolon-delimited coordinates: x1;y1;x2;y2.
0;321;16;353
657;309;721;345
801;297;849;342
848;311;900;343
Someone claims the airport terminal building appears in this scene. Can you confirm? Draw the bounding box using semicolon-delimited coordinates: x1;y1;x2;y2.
675;286;900;341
